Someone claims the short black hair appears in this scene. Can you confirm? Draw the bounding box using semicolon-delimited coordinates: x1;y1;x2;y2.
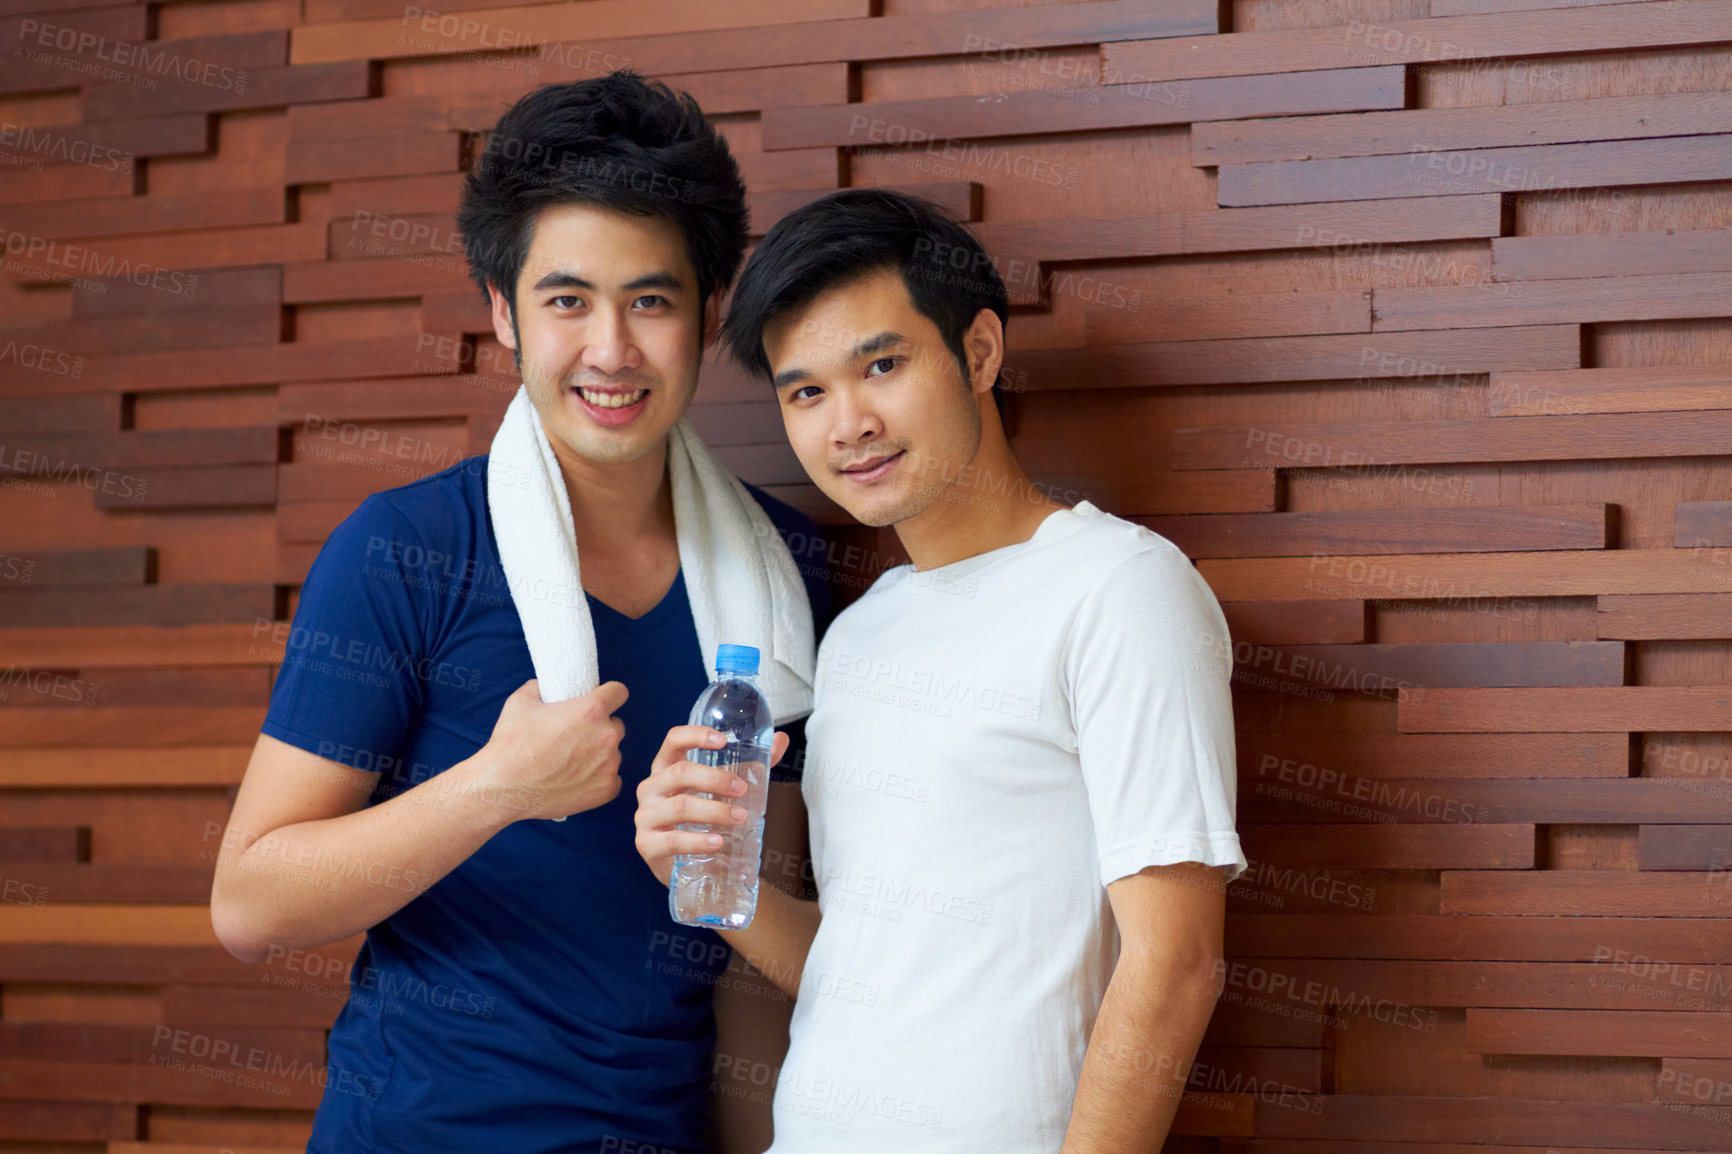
456;71;748;329
721;188;1012;417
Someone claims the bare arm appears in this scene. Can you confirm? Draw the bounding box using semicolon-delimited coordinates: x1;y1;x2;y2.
1060;862;1228;1154
709;780;810;1154
634;726;821;1000
211;678;629;963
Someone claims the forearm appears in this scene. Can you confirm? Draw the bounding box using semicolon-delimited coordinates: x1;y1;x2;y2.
1060;953;1222;1154
717;882;820;999
211;755;518;960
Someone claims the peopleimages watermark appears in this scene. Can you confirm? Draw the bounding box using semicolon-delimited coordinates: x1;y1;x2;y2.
0;122;132;172
1255;753;1490;825
149;1025;379;1100
1;228;199;297
15;18;249;93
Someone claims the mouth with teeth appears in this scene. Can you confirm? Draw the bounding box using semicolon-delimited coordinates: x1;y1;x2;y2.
569;384;650;427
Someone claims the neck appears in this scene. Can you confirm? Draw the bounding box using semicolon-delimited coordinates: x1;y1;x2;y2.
555;438;676;549
892;416;1065;571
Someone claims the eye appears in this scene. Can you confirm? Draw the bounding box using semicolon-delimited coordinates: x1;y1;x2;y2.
634;295;668;309
788;384;822;403
866;356;899;377
551;295;582;310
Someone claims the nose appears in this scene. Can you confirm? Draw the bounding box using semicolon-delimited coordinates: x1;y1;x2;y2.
581;303;641;378
830;385;884;452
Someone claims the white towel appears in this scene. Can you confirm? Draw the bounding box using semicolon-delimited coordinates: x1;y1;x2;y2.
486;384;816;733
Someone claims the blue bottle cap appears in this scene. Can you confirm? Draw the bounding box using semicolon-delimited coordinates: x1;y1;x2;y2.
716;644;760;675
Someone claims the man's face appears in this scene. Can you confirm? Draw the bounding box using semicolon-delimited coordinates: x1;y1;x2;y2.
489;202;715;469
764;267;989;528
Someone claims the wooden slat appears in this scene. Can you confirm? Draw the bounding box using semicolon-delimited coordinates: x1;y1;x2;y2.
1174;411;1732;471
1229;641;1625;694
1140;505;1612;558
0;905;217;945
1444;872;1732;917
94;464;278;509
0;863;212;902
0;1055;321;1108
0;6;154;96
0;332;463;395
1466;1009;1732;1059
1228;914;1732;962
1218;135;1732;208
0;186;283;242
973;194;1508;267
0;585;276;628
8;668;270;708
1243;779;1732;825
0;826;85;861
82;61;373;119
1100;0;1732;80
1191;91;1732;167
281;255;473;303
1493;227;1732;281
1238;732;1631;780
1086;289;1370;345
1597;594;1732;640
1009;325;1578;392
1639;826;1732;871
762;66;1406;150
294;0;871;63
1489;364;1732;417
0;394;121;434
160;985;345;1029
1676;501;1732;547
0;941;355;985
0;547;149;587
0;707;264;747
1225;956;1730;1009
1199;549;1732;603
0;1099;134;1141
1242;1092;1732;1145
0;625;281;668
1400;687;1732;733
1219;600;1368;644
0;747;251;788
1240;824;1537;869
293;0;1219;68
1373;271;1732;331
0;427;278;472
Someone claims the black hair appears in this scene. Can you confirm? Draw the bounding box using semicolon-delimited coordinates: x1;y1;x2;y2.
720;188;1012;418
455;71;748;337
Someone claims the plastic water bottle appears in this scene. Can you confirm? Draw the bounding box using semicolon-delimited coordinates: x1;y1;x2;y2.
669;644;773;929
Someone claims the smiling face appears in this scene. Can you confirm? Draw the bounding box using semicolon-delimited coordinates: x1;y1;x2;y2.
488;201;716;471
763;266;995;528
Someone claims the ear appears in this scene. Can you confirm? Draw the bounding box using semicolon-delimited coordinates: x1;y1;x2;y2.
701;289;724;351
488;283;518;352
963;307;1005;397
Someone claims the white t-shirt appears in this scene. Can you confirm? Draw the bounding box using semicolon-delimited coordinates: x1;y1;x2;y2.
768;500;1246;1153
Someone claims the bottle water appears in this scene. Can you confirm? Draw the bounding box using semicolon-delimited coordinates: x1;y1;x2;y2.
669;644;773;929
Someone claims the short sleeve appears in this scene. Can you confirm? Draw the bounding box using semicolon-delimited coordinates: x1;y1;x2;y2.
740;480;835;785
1062;543;1247;886
260;495;429;777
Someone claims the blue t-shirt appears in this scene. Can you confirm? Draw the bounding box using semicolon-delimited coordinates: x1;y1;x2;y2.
260;454;831;1154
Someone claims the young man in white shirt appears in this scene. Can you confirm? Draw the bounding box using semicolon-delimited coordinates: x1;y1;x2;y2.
634;188;1247;1152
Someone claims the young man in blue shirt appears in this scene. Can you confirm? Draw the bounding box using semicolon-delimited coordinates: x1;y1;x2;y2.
210;73;830;1154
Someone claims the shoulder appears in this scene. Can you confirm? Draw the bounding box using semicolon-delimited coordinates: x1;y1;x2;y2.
1059;506;1224;623
309;457;490;584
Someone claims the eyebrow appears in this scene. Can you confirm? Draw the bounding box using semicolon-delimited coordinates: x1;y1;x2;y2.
529;269;684;293
772;330;907;390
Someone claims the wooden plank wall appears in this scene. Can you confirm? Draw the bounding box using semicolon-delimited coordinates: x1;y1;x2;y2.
0;0;1729;1148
